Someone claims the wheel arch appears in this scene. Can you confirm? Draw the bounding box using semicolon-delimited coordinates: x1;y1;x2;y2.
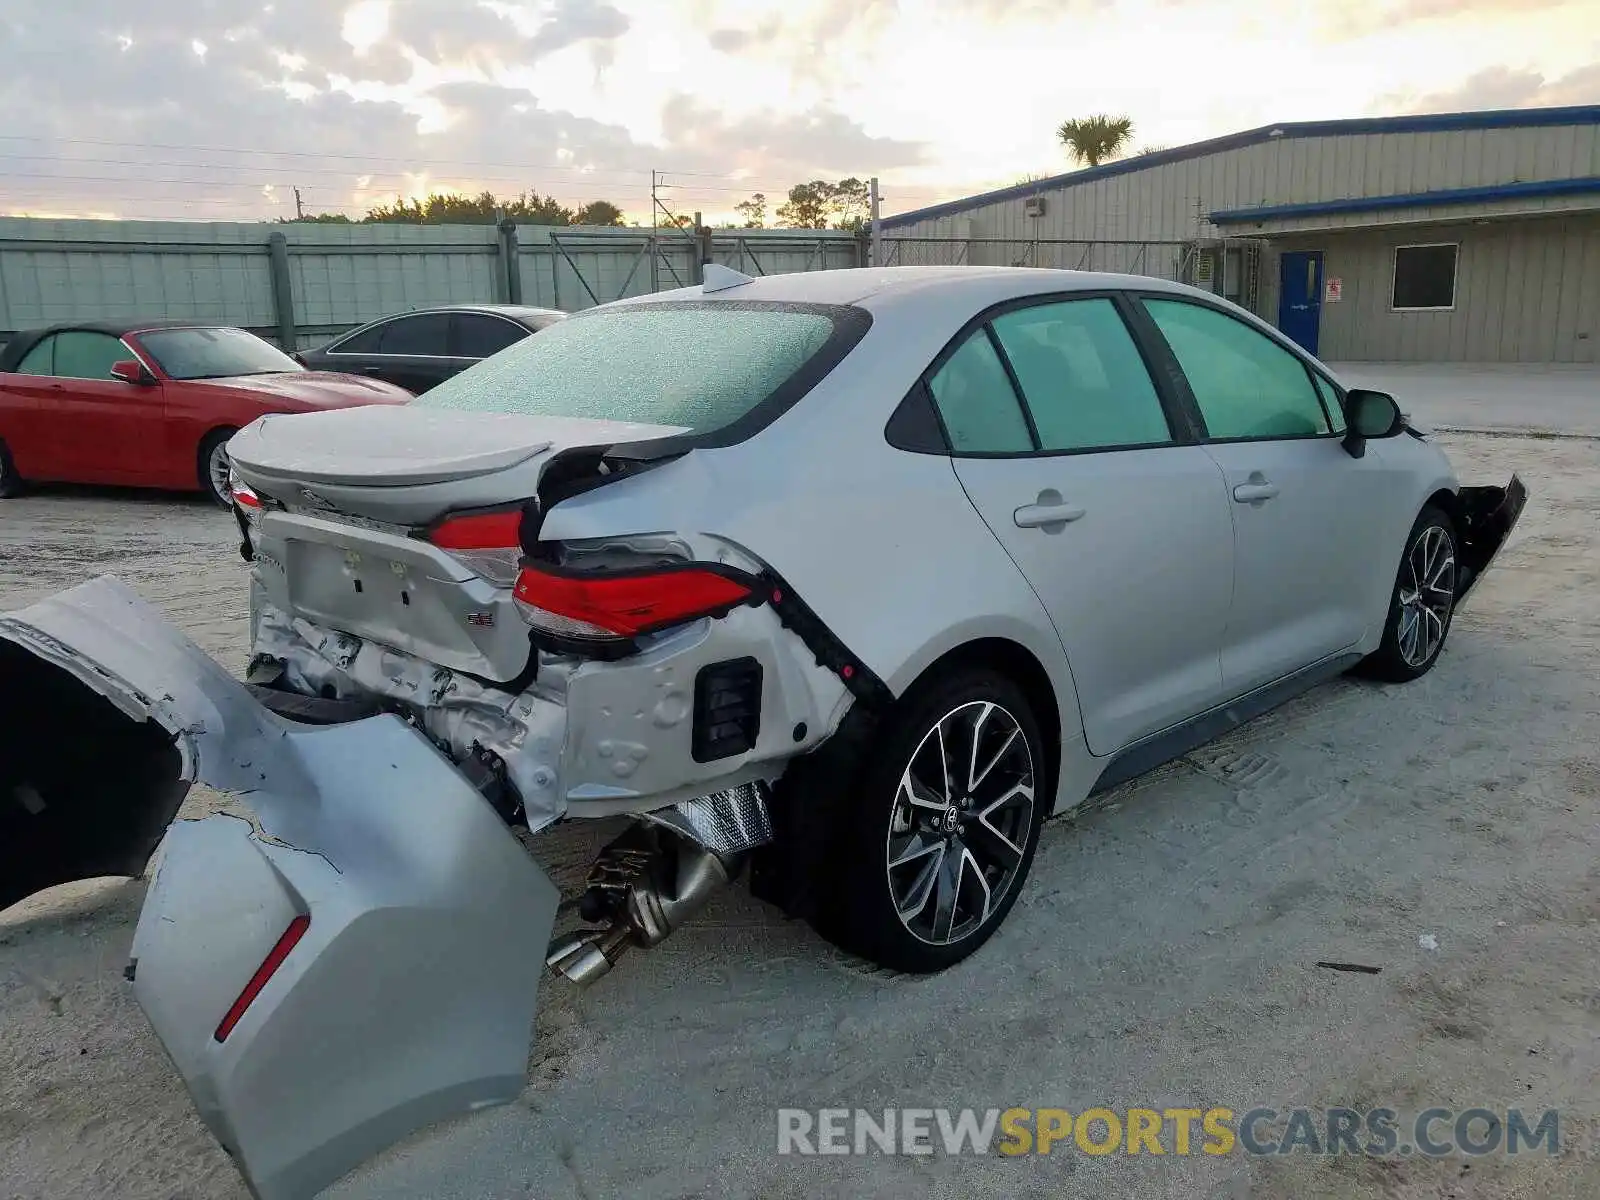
1424;486;1462;530
892;633;1070;798
195;424;240;488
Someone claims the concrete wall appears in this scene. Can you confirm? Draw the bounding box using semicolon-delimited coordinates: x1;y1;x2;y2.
1261;213;1600;363
883;120;1600;244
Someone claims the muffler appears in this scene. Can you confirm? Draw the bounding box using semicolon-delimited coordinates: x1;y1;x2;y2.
545;783;773;987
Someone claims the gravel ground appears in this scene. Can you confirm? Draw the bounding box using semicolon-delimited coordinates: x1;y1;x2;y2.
2;429;1599;1200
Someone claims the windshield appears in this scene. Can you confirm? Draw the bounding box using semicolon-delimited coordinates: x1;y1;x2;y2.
138;327;302;380
413;302;860;434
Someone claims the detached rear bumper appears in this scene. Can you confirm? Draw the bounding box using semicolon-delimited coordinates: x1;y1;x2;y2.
0;578;558;1200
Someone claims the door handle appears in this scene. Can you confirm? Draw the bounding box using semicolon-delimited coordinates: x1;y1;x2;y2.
1014;499;1086;529
1232;481;1279;504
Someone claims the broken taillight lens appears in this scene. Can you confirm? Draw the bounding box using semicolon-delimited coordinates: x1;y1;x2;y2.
512;561;761;646
427;509;525;587
214;914;310;1043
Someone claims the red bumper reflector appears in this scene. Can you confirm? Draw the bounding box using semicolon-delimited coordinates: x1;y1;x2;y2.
428;510;523;551
214;914;310;1043
513;564;756;637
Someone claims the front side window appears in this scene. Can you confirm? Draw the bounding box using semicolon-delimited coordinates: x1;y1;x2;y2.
15;337;55;375
1144;299;1330;440
989;298;1172;452
1311;372;1347;434
138;327;300;380
52;331;129;381
1392;244;1457;311
415;302;854;436
378;313;452;356
927;330;1035;454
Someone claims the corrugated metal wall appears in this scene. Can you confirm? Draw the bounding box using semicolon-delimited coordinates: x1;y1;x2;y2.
0;218;864;350
885;123;1600;242
1263;214;1600;363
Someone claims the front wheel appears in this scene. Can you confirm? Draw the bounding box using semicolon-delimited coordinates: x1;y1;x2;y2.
1358;504;1458;682
197;429;237;508
810;668;1049;973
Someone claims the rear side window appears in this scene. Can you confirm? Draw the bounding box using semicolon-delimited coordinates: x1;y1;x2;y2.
15;337;54;375
989;299;1171;452
378;313;451;356
415;302;859;436
454;314;528;358
52;331;128;381
928;331;1035;453
1144;299;1330;440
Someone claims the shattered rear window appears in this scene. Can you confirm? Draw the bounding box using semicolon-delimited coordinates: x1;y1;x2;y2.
413;301;865;436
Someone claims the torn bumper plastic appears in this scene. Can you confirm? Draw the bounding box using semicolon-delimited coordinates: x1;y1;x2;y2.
1457;473;1528;602
0;577;558;1200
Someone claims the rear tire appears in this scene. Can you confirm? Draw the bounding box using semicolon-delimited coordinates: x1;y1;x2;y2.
0;438;21;498
809;667;1050;973
197;429;236;508
1357;504;1458;683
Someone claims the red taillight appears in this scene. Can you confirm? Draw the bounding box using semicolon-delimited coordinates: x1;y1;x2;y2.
214;914;310;1043
513;562;759;642
428;510;524;586
232;483;262;510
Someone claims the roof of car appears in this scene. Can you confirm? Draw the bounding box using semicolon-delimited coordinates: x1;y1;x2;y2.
609;265;1200;311
0;320;242;374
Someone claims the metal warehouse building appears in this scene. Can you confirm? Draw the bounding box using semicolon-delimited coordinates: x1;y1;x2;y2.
879;106;1600;363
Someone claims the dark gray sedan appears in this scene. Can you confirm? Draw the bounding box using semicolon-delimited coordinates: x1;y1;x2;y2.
297;304;566;394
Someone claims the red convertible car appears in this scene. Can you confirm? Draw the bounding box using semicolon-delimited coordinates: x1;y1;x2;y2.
0;321;411;505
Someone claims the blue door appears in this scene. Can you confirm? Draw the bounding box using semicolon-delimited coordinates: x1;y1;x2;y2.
1277;251;1323;355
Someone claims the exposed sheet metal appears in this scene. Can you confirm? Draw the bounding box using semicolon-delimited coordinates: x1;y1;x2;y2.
254;598;569;830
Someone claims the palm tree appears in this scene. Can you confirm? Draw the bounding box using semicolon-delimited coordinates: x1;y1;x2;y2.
1056;115;1136;168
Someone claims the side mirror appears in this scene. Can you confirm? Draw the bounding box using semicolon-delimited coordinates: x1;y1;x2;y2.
1342;388;1404;458
111;359;155;386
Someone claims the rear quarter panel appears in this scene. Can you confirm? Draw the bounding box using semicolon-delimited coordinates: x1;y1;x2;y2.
0;373;44;474
538;286;1093;807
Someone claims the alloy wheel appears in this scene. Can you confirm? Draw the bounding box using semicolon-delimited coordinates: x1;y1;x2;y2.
1397;524;1456;667
207;441;232;505
885;700;1036;946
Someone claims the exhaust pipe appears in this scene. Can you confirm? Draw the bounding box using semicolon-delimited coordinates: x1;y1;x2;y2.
546;823;744;986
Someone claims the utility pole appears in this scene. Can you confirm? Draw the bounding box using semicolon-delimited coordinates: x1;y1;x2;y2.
294;187;305;221
869;177;882;268
649;170;660;293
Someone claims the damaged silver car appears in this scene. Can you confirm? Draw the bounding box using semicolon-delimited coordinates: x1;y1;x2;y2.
1;265;1526;1197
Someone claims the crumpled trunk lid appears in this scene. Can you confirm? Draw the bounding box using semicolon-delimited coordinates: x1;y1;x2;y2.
0;578;559;1200
227;404;689;526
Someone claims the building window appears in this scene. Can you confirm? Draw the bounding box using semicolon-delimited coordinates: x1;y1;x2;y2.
1392;243;1458;311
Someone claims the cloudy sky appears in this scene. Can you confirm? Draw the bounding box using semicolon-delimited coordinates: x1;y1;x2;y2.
1;0;1597;223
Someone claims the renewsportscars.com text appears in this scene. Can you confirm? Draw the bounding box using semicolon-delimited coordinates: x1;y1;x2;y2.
776;1107;1560;1158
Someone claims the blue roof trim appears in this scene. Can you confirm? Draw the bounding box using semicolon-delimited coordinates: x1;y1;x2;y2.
879;105;1600;230
1210;176;1600;223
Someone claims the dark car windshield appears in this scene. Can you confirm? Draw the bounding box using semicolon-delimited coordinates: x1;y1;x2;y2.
138;327;302;380
412;302;865;435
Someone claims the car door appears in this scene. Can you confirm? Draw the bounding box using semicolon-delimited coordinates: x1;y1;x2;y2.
370;312;454;394
450;312;531;379
935;294;1236;757
1136;296;1393;699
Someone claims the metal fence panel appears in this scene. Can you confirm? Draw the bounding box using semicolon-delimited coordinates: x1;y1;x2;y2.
0;218;1267;353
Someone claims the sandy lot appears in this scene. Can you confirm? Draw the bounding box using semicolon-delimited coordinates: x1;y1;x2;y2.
3;427;1599;1200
